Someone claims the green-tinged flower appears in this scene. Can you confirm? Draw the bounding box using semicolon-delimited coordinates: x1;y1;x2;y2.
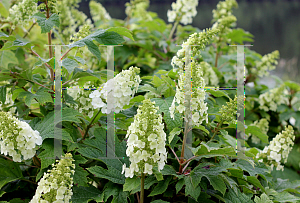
57;0;93;43
212;0;238;22
251;50;280;77
212;0;238;44
201;61;219;86
7;0;38;29
248;118;269;144
256;125;295;171
67;81;99;118
219;95;244;125
258;84;289;112
122;99;167;178
89;1;111;24
89;66;141;114
171;28;219;71
167;0;198;25
125;0;152;22
0;112;42;162
30;153;75;203
70;24;91;42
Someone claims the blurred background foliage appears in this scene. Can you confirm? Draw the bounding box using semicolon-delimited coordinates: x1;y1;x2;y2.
77;0;300;85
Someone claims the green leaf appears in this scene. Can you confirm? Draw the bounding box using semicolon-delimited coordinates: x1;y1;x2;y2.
106;27;134;41
37;138;66;169
0;159;23;189
18;88;53;106
71;185;102;203
245;126;269;143
87;165;125;184
254;193;273;203
206;175;227;196
184;176;201;200
272;191;300;203
227;28;253;44
0;86;6;103
151;200;170;203
176;178;185;194
0;0;10;18
0;32;15;41
62;58;79;74
207;89;230;99
153;167;164;181
148;176;172;197
34;108;81;141
192;143;236;158
151;96;182;131
224;187;253;203
160;164;177;176
0;50;18;69
73;154;89;187
168;127;181;144
193;125;209;135
247;176;265;193
123;177;140;192
31;13;60;33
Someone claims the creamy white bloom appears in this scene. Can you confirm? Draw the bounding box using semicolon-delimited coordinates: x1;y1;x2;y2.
256;125;295;171
122;99;167;177
90;66;141;114
30;153;75;203
0;112;42;162
167;0;198;25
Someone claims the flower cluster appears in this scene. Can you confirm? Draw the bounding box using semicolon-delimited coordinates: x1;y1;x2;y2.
248;118;269;144
125;0;152;22
201;61;219;86
30;153;75;203
0;112;42;162
89;0;111;24
169;60;208;126
57;0;93;43
70;24;91;42
251;50;280;77
256;125;295;171
171;28;219;72
67;81;98;118
7;0;38;29
258;84;289;112
212;0;238;44
122;99;167;178
212;0;238;23
167;0;198;25
218;95;244;125
89;66;141;114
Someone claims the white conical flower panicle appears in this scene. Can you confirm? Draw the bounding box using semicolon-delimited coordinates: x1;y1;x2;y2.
90;66;141;114
258;84;289;112
0;112;42;162
169;29;218;127
122;99;167;178
256;125;295;171
30;153;75;203
167;0;198;25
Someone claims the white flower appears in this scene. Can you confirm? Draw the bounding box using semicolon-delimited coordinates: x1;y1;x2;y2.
167;0;198;25
144;163;153;174
90;66;141;114
30;153;75;203
0;112;43;162
123;99;167;177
